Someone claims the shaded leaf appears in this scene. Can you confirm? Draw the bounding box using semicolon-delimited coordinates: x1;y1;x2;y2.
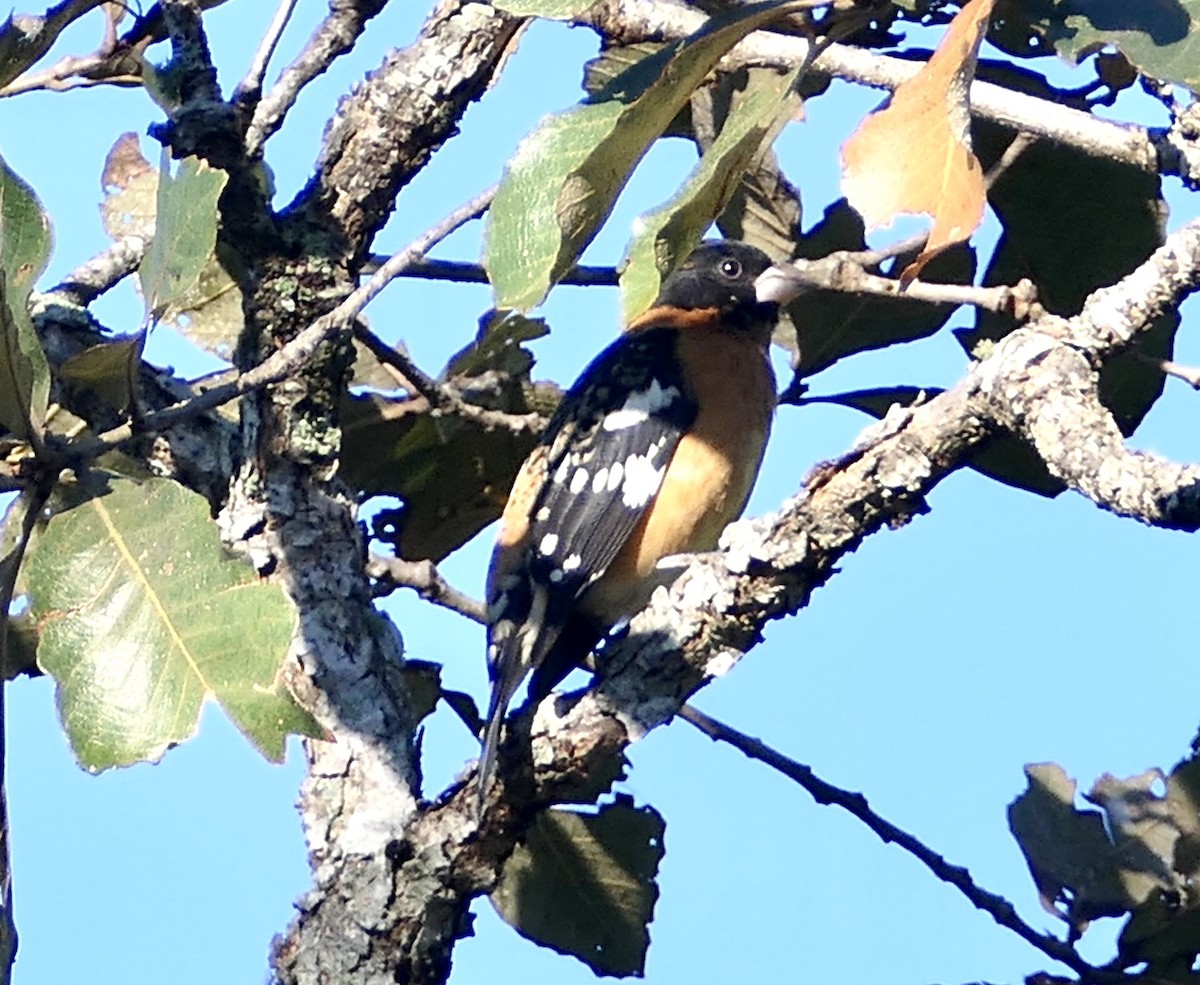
703;69;805;264
484;0;810;312
967;109;1173;437
1119;755;1200;971
58;339;142;416
807;386;1064;497
778;200;975;378
348;312;551;560
403;660;442;724
345;394;538;561
24;473;319;771
1008;762;1131;932
0;152;52;440
1022;0;1198;93
841;0;995;276
139;151;228;322
445;311;549;379
620;65;801;321
491;799;665;976
1;614;37;680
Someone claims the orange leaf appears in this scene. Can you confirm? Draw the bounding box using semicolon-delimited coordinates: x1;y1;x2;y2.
840;0;996;281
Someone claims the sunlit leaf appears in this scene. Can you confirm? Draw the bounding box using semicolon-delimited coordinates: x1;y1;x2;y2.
0;151;52;440
24;473;319;771
139;151;228;322
484;0;809;312
620;65;801;321
841;0;995;277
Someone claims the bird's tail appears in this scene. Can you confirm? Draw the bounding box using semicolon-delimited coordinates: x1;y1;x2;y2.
478;675;518;815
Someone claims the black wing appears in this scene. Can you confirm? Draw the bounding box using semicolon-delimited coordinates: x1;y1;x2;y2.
479;328;695;801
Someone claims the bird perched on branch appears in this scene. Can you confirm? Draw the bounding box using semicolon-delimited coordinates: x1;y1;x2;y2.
479;239;794;806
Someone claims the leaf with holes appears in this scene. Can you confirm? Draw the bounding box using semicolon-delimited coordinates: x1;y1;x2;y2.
24;473;319;771
484;0;810;312
491;799;665;976
1017;0;1198;93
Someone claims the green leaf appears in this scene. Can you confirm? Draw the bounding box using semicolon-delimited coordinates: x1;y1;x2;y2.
484;0;809;312
0;152;53;440
491;799;665;976
620;65;800;321
24;473;319;771
1024;0;1198;93
779;200;975;378
139;151;229;323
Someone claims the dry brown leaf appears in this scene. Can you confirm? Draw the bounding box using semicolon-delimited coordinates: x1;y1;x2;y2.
840;0;995;281
100;132;157;241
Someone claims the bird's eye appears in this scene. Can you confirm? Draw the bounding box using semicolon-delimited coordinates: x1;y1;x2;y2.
718;257;743;279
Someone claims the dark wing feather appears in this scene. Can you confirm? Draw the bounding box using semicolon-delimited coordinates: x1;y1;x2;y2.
478;328;695;805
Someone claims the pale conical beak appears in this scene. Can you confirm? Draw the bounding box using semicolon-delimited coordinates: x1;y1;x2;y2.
755;263;806;305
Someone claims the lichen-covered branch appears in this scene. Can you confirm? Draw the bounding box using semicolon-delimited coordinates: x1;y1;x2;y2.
293;0;524;258
272;211;1200;985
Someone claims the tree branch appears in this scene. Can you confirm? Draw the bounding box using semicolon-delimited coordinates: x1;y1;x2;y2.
245;0;389;155
292;0;524;258
232;0;299;110
366;554;487;623
676;703;1108;981
273;211;1200;985
575;0;1176;180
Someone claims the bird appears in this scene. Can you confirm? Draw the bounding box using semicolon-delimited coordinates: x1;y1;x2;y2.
478;239;790;807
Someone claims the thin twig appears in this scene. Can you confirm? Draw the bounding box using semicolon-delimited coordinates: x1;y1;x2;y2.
1136;353;1200;390
246;0;389;155
0;489;46;983
677;703;1112;982
366;554;486;623
353;326;546;434
69;184;502;459
232;0;299;109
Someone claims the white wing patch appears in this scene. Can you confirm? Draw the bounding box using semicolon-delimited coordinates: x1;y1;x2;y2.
601;379;682;431
620;437;669;508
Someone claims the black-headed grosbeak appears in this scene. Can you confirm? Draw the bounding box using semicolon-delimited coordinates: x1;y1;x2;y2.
479;240;789;804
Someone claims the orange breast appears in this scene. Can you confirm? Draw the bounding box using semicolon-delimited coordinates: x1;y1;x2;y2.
582;327;775;622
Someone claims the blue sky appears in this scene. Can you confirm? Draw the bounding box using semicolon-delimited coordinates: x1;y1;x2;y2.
3;3;1198;984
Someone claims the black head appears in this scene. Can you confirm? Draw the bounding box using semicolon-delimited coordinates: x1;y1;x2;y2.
655;240;775;313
